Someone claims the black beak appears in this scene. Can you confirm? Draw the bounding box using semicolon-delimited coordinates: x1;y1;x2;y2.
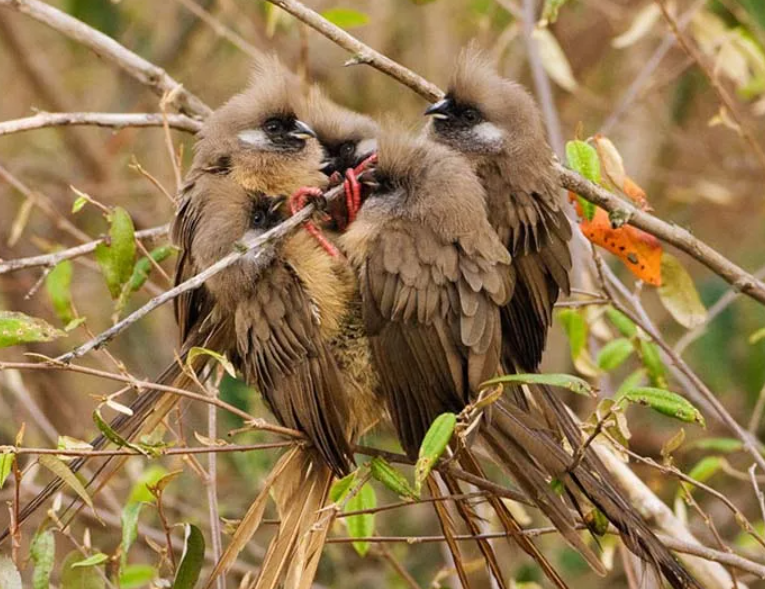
424;98;453;119
319;157;337;175
289;119;317;140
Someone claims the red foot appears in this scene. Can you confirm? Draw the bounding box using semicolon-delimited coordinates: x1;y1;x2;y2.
341;153;378;226
288;186;340;258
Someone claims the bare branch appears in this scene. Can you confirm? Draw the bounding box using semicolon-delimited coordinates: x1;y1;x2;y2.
0;112;201;137
558;163;765;306
0;225;169;275
0;0;211;118
265;0;443;102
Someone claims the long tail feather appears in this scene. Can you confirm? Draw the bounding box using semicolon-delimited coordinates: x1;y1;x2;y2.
250;450;334;589
457;450;570;589
488;388;701;589
427;476;474;589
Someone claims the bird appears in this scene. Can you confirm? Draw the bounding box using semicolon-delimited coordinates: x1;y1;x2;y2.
1;58;355;589
423;48;700;589
340;128;700;589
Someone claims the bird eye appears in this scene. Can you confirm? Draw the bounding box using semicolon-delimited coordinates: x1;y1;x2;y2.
252;209;266;228
339;142;356;157
263;118;283;134
463;109;480;124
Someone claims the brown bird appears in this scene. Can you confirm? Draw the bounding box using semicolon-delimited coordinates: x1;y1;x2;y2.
424;49;700;588
340;130;573;589
1;58;354;579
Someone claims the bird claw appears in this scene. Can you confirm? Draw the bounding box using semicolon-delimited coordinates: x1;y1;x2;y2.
341;152;378;226
288;185;340;258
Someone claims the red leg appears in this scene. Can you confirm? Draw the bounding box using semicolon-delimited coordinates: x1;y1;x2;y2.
288;186;339;258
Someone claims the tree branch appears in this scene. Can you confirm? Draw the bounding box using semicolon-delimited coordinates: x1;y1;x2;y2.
265;0;443;102
0;112;201;137
0;225;169;275
0;0;211;118
558;163;765;306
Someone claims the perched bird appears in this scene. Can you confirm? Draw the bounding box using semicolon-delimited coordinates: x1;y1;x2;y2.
340;130;567;588
425;46;571;373
2;58;354;586
342;129;699;589
424;49;700;588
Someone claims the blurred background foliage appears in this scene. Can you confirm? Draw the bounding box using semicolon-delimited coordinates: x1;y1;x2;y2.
1;0;765;587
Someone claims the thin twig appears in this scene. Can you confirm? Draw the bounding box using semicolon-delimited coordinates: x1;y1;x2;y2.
171;0;261;58
265;0;443;102
0;0;211;117
0;112;201;136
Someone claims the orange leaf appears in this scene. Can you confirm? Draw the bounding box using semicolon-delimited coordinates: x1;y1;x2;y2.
579;207;663;285
623;176;650;211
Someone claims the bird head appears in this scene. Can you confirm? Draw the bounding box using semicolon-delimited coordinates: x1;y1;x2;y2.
300;86;379;177
193;55;324;193
425;46;546;157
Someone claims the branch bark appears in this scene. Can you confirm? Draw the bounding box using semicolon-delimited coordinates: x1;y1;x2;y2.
558;163;765;305
0;112;201;137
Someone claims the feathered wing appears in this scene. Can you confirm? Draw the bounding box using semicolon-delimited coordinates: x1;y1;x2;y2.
359;220;580;587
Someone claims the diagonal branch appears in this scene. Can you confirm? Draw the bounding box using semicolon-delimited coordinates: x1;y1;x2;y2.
0;112;201;137
0;0;211;118
265;0;443;102
558;163;765;305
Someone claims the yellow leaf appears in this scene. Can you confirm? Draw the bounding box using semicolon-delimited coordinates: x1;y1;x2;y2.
612;3;661;49
532;28;577;92
658;253;707;329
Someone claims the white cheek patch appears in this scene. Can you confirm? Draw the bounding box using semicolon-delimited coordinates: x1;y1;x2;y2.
237;129;270;150
472;122;504;147
356;138;377;159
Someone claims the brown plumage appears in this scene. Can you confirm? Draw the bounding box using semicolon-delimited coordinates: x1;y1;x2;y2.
425;48;701;589
341;130;577;589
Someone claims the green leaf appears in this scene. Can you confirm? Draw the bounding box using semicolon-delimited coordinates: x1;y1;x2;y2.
46;260;75;325
584;507;609;536
415;413;457;495
605;307;637;338
0;311;65;348
557;309;586;358
687;456;723;484
72;553;108;568
39;455;96;513
187;347;236;378
749;327;765;345
320;8;369;29
72;195;88;213
127;465;168;505
0;556;22;589
0;452;14;489
330;470;357;503
658;253;707;329
541;0;569;24
345;482;376;556
30;529;55;589
689;437;743;453
482;373;594;397
116;245;177;314
119;564;157;589
596;338;634;371
621;386;705;426
93;409;148;456
120;502;142;568
173;524;205;589
370;457;416;500
638;339;667;388
95;206;136;299
61;550;104;589
615;368;647;397
565;140;600;221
